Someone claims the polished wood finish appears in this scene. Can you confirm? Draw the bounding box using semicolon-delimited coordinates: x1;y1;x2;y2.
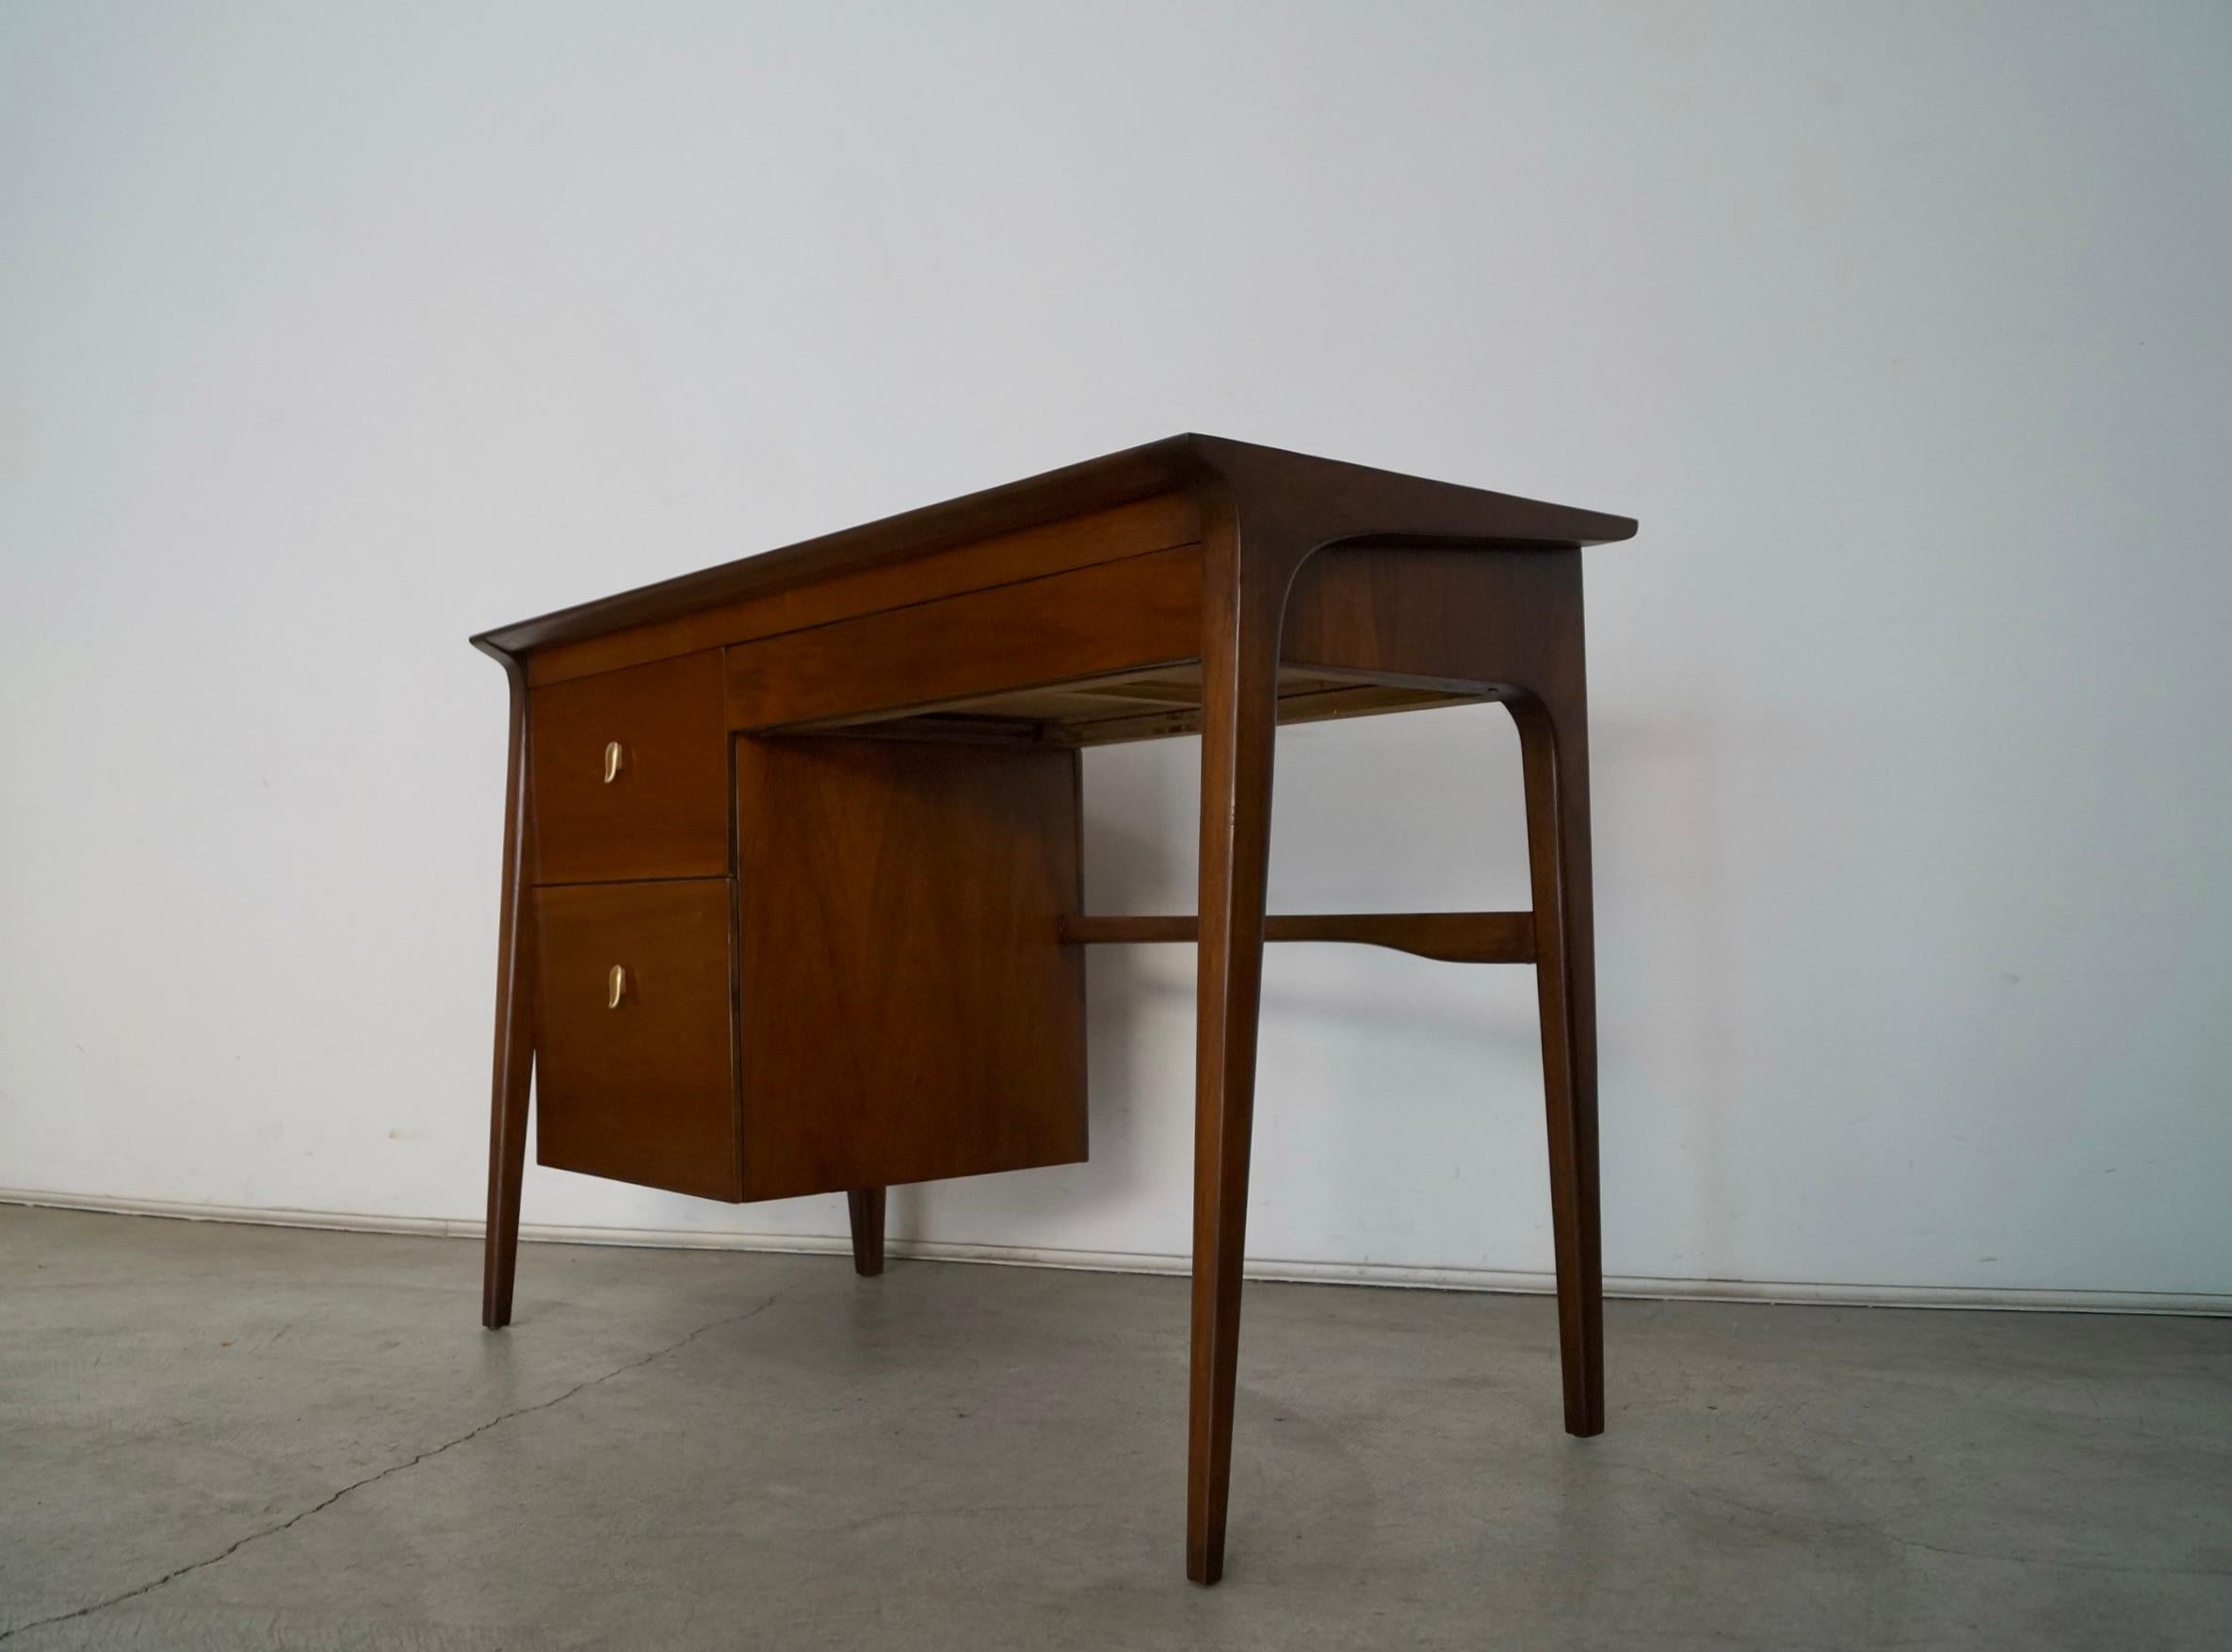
529;650;730;884
471;433;1634;1585
530;495;1202;686
531;879;741;1201
1058;911;1535;964
733;737;1087;1201
477;435;1627;664
1512;644;1605;1439
847;1189;886;1277
1286;542;1577;688
1185;505;1291;1584
723;545;1203;733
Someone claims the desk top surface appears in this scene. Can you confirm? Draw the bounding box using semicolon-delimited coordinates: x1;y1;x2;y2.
473;433;1636;661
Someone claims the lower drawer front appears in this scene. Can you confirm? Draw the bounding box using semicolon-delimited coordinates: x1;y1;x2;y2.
532;879;740;1200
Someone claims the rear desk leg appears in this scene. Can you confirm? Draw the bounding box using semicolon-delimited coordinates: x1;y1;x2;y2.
848;1189;886;1276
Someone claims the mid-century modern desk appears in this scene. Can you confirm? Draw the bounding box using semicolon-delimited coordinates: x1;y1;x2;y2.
471;434;1636;1584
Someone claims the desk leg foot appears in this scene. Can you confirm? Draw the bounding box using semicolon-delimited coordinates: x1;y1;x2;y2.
1186;544;1283;1585
482;1057;530;1331
1513;687;1605;1436
848;1188;886;1276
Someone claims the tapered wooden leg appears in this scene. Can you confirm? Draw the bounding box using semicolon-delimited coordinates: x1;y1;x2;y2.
1186;540;1286;1586
847;1188;886;1276
1512;688;1604;1435
482;657;535;1330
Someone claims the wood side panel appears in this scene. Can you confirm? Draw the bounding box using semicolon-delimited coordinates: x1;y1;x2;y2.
528;650;731;884
530;495;1202;686
532;879;741;1201
734;737;1086;1202
723;545;1203;731
1282;543;1580;689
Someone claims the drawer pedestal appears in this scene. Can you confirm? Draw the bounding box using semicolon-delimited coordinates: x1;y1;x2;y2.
526;687;1088;1204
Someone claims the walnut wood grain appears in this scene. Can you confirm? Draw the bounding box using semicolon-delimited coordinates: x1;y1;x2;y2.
472;433;1632;661
1505;563;1606;1440
528;650;730;884
721;545;1203;733
531;879;741;1201
1183;503;1289;1585
529;495;1202;687
1284;541;1579;689
733;736;1087;1202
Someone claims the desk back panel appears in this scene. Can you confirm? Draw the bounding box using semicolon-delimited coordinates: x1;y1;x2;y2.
733;735;1088;1201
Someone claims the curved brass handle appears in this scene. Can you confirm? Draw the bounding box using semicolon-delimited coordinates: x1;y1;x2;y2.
607;964;626;1010
603;741;624;784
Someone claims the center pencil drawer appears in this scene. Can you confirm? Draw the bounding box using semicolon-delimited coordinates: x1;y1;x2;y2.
531;879;741;1201
529;650;729;884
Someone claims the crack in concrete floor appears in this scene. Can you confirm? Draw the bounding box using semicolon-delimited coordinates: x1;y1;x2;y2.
0;1286;792;1644
6;1210;2227;1650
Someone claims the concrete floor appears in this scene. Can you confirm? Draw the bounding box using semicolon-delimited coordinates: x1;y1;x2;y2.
2;1207;2227;1650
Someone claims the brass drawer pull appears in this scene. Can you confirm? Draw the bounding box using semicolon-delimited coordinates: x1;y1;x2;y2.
603;740;624;784
607;964;627;1010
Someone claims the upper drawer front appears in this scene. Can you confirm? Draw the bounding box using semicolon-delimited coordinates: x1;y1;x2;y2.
529;650;729;884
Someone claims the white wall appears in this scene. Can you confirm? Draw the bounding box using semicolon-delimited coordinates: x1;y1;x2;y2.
4;1;2227;1302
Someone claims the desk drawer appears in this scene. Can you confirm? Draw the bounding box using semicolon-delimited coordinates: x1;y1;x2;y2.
532;879;740;1200
529;651;729;884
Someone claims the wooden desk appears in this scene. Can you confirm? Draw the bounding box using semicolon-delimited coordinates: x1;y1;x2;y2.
471;434;1636;1583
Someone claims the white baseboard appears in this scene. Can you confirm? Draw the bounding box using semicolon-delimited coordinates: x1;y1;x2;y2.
4;1187;2224;1317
